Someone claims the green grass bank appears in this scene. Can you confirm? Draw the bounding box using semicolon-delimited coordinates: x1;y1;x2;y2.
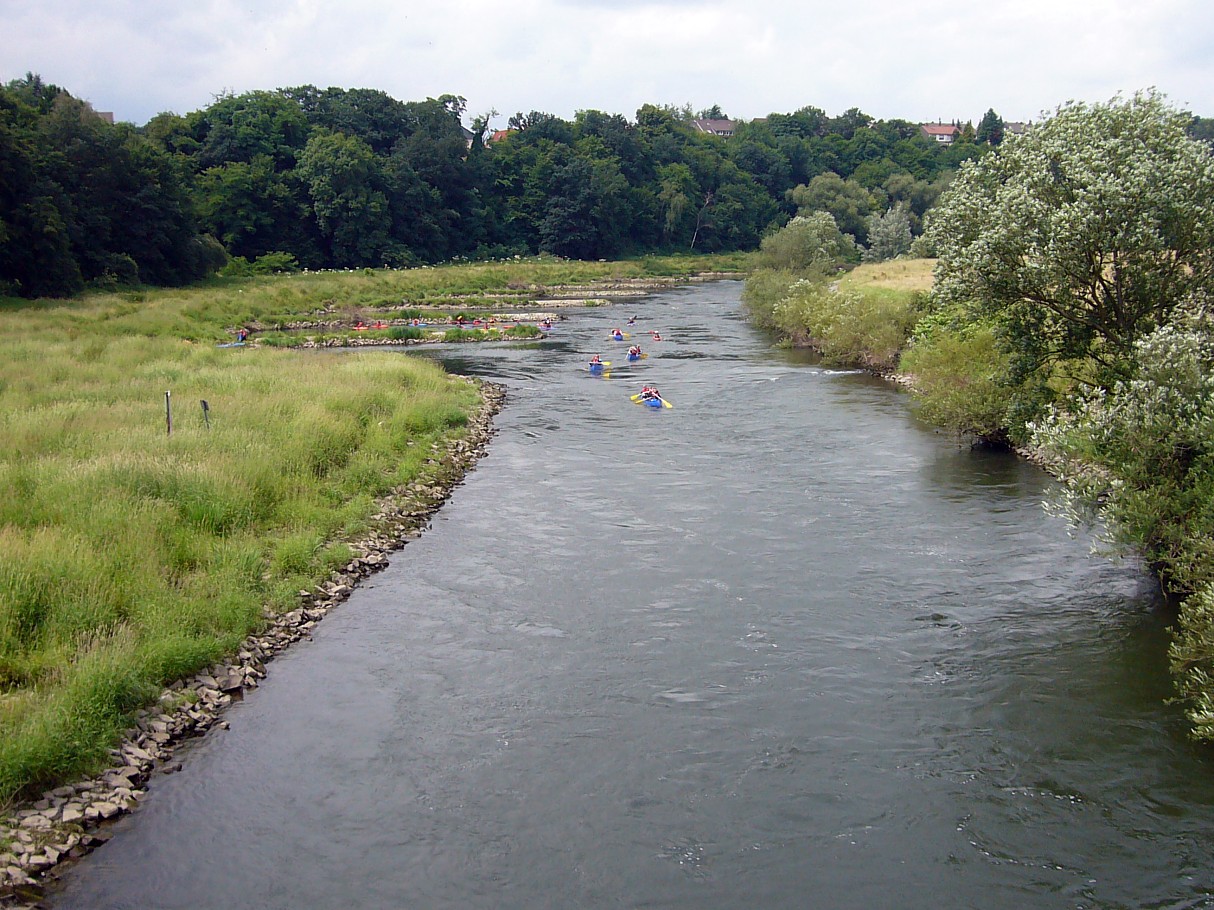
0;253;744;807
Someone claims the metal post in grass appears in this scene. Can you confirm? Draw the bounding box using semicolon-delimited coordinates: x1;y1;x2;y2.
201;399;210;429
165;390;172;436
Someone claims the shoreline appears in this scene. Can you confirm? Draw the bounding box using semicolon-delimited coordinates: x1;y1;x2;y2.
0;380;507;907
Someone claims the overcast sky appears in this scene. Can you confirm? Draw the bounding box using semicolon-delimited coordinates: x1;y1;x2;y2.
4;0;1212;128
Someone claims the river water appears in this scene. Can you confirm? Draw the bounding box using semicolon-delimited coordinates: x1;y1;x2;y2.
52;281;1214;909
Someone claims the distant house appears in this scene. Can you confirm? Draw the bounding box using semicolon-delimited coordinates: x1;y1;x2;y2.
691;118;736;137
460;126;475;149
1004;121;1029;137
919;122;960;144
487;129;516;144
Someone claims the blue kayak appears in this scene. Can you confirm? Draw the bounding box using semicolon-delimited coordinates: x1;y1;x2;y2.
642;396;663;407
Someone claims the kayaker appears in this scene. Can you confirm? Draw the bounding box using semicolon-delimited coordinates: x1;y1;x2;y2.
590;354;602;364
629;345;642;357
650;331;662;342
611;328;624;340
627;316;637;326
639;385;661;401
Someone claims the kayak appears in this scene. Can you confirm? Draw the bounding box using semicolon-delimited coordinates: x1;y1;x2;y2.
589;361;611;372
627;353;641;361
631;393;672;408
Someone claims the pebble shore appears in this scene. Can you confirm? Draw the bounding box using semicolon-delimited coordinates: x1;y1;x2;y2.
0;380;507;907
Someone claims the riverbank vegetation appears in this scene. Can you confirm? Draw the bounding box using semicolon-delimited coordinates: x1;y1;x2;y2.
743;90;1214;740
741;212;931;371
0;254;738;805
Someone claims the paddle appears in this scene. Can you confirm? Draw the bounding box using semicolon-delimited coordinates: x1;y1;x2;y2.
589;361;612;369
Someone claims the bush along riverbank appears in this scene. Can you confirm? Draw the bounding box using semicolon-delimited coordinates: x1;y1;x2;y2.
0;380;504;903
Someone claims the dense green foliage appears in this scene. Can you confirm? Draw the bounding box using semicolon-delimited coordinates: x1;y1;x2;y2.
0;74;226;298
927;91;1214;409
4;76;989;299
742;211;930;372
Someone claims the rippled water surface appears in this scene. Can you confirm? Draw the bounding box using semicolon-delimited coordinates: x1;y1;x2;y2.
53;282;1214;909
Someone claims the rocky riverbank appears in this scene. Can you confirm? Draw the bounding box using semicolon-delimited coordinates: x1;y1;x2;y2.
0;380;507;908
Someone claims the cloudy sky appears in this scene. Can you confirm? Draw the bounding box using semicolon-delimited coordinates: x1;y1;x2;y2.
4;0;1212;128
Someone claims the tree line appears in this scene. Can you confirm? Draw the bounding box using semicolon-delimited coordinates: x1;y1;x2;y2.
3;74;994;298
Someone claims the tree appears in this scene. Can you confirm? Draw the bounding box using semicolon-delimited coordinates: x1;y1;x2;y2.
862;202;912;262
787;172;873;244
975;108;1005;146
196;155;314;264
538;152;631;259
765;106;828;140
508;111;573;145
756;211;855;273
193;90;311;171
827;107;873;140
296;130;394;266
928;90;1214;391
656;162;698;247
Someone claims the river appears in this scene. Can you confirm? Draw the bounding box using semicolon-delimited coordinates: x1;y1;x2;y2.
50;281;1214;909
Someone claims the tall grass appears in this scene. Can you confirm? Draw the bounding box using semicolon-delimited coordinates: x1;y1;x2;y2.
0;341;477;800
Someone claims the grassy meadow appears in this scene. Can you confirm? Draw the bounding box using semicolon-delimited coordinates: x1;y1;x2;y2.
0;253;743;804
